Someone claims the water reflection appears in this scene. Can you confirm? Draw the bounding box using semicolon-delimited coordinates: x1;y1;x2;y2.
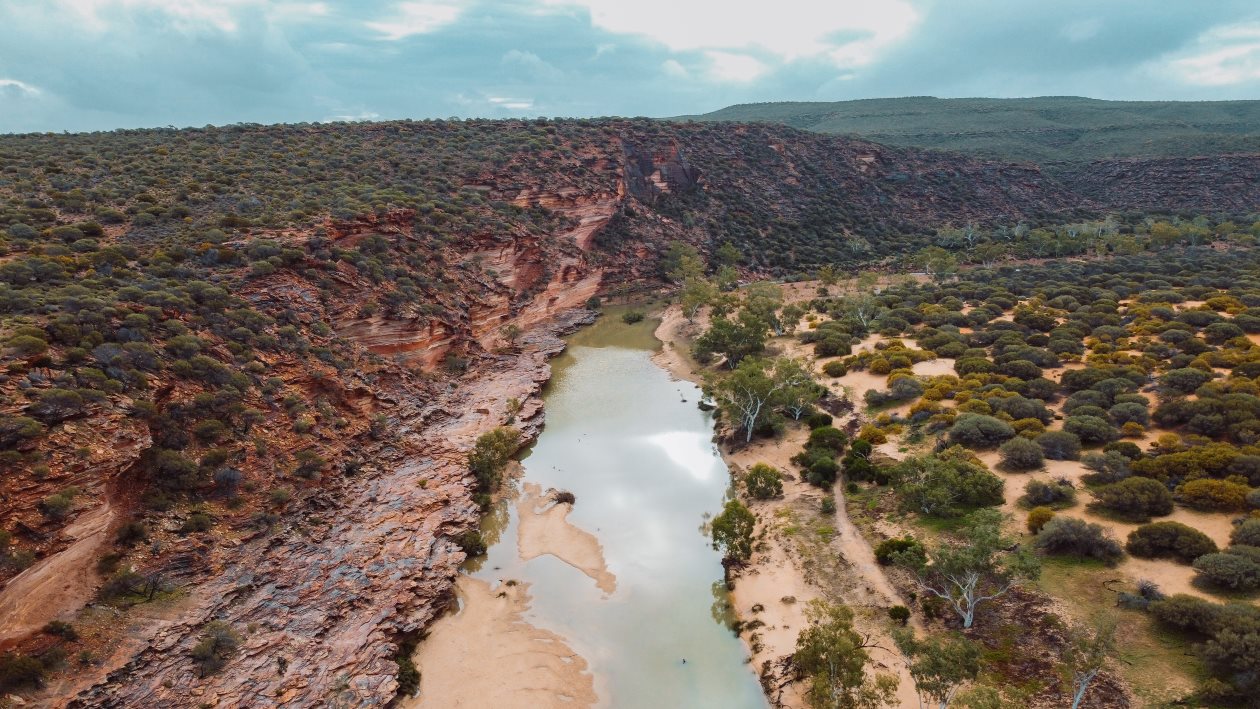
463;315;767;708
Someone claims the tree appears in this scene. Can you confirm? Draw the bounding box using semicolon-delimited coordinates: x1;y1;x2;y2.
817;264;840;287
705;358;797;443
715;241;742;268
662;241;703;283
894;451;1005;518
775;358;821;420
893;630;981;709
894;509;1039;628
744;281;786;335
711;499;755;562
1063;619;1115;709
794;601;899;709
680;276;718;320
914;247;958;283
692;310;767;368
468;427;521;495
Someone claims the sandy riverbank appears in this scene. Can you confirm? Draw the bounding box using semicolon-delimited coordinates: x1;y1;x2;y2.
403;575;598;709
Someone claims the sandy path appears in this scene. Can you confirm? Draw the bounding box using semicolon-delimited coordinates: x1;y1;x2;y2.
0;499;114;645
405;576;597;709
516;482;616;595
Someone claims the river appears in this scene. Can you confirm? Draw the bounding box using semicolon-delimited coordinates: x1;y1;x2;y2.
453;309;768;707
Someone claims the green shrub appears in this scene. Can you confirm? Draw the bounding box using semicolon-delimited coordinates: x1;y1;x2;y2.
1232;519;1260;547
190;621;241;677
1126;521;1218;563
621;311;645;324
948;413;1016;448
1193;548;1260;590
1036;431;1081;460
744;463;783;500
807;426;848;452
998;436;1043;471
1034;516;1124;565
1019;478;1076;509
822;360;847;377
1175;479;1250;512
1091;477;1173;521
874;536;923;565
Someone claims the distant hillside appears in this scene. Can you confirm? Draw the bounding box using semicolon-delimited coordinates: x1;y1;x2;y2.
679;97;1260;164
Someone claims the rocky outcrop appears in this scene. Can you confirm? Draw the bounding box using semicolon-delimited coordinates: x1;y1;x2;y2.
69;310;595;708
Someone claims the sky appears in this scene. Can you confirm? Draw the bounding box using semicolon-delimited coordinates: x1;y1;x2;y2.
2;0;1259;133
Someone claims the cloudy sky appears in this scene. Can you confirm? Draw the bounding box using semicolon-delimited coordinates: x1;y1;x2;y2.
2;0;1259;133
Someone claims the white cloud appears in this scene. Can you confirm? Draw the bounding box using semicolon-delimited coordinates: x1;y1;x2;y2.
49;0;257;34
323;110;382;122
704;51;766;82
365;2;462;41
488;96;535;110
1161;22;1260;86
542;0;919;67
0;78;42;96
661;59;688;78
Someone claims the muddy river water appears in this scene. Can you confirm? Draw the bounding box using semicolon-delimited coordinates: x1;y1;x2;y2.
460;312;767;707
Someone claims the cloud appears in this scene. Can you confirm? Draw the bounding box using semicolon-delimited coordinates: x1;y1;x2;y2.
501;49;564;81
1163;22;1260;85
542;0;919;67
365;2;462;41
661;59;688;78
0;78;42;96
47;0;258;34
488;96;535;111
704;51;767;83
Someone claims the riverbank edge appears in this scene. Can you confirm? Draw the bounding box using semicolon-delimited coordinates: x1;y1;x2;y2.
651;303;919;708
403;307;602;708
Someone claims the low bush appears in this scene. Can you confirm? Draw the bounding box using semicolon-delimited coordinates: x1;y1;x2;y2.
998;436;1043;471
948;413;1016;448
1232;519;1260;547
1026;506;1055;534
1091;477;1174;521
1036;430;1081;460
190;621;242;677
1192;548;1260;590
874;536;924;565
1175;478;1250;512
745;463;783;500
1034;516;1125;565
1126;521;1218;563
1019;478;1076;509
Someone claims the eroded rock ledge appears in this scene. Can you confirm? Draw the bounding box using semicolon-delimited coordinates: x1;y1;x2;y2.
68;310;596;708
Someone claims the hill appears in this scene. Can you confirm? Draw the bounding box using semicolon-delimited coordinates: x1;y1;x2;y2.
680;96;1260;164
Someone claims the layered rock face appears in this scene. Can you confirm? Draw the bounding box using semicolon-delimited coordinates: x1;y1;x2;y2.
69;311;594;708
